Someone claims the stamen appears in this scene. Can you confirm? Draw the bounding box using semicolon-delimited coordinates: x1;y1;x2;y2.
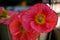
20;26;25;32
35;14;46;24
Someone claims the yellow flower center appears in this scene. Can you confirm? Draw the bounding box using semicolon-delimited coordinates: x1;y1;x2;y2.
0;10;10;19
35;14;46;24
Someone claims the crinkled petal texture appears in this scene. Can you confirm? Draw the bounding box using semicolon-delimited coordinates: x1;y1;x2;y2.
20;3;58;33
9;18;40;40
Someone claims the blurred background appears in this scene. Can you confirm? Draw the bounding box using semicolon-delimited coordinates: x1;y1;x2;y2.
0;0;60;40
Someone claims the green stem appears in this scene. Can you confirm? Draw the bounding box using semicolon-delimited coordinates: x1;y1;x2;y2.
7;25;11;40
38;34;40;40
49;32;52;40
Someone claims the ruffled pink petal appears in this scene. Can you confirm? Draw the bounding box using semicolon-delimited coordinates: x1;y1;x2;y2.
26;31;39;40
45;7;58;32
3;19;9;24
30;21;52;33
0;7;4;11
19;33;26;40
21;14;34;32
22;21;33;32
46;11;58;26
45;23;53;32
9;20;20;36
30;21;42;32
9;13;19;23
24;4;40;16
40;23;52;33
0;19;4;23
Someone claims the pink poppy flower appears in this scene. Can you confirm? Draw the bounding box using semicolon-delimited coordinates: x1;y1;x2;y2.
9;15;40;40
6;10;19;24
20;3;58;33
0;9;18;24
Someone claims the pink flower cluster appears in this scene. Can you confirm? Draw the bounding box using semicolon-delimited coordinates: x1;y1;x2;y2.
0;3;58;40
